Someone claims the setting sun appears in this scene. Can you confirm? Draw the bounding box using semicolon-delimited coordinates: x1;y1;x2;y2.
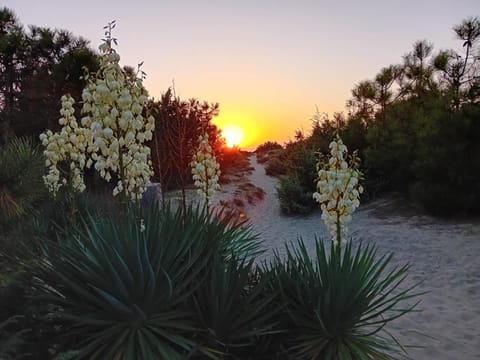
222;125;244;148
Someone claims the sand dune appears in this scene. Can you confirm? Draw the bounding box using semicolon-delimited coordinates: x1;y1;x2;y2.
213;155;480;360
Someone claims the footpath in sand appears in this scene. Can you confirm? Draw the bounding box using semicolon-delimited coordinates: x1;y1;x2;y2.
215;154;480;360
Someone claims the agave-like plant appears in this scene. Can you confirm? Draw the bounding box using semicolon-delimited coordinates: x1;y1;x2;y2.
31;204;262;359
272;239;420;360
0;137;46;225
0;316;28;360
189;254;280;359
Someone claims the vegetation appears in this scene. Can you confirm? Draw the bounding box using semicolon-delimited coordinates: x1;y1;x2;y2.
6;7;470;360
268;17;480;216
0;7;99;144
149;88;224;209
255;141;283;164
0;137;46;228
269;240;418;359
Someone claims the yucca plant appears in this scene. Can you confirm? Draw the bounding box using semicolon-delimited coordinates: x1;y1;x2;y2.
0;137;46;226
30;204;262;359
189;254;280;359
209;207;263;261
272;239;420;360
0;316;29;359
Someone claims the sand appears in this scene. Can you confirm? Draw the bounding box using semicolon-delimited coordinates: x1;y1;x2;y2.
211;154;480;360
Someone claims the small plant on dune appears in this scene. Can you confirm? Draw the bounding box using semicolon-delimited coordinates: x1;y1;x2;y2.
269;134;420;359
191;132;221;212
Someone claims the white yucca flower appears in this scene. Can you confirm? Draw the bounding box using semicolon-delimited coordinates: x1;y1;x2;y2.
80;29;154;202
313;135;363;247
40;24;155;203
191;133;221;208
40;95;91;197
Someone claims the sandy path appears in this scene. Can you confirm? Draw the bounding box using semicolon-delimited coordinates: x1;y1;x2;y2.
236;155;480;360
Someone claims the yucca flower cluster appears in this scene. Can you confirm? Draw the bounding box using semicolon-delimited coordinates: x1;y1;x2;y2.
40;23;154;202
79;29;154;201
313;136;363;246
40;95;92;196
191;133;221;207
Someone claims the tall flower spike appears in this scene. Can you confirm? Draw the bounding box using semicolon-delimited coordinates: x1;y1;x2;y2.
80;25;155;202
313;135;363;246
40;24;154;203
40;95;91;197
191;133;221;208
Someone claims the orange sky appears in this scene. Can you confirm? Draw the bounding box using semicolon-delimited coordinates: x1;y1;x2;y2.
3;0;479;150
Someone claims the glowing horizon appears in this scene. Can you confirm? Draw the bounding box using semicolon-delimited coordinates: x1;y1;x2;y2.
3;0;478;150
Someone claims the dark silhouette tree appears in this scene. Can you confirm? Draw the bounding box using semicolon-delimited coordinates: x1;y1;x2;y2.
0;7;25;143
0;7;99;144
434;17;480;108
150;88;221;212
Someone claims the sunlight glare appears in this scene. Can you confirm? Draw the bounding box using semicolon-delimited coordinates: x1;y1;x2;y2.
222;125;244;148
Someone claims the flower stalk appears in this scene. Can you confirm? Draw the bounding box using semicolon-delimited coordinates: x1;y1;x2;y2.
40;22;155;208
313;135;363;247
191;133;221;214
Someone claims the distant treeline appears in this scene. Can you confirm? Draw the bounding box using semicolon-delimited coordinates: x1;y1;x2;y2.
258;16;480;216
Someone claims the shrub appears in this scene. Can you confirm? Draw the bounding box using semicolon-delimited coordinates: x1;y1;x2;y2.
255;141;283;154
277;176;316;215
264;149;289;176
408;103;480;215
255;141;283;164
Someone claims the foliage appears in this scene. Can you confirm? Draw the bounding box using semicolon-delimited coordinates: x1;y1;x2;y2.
189;256;279;358
0;268;65;359
149;88;222;208
0;7;99;144
0;316;28;359
275;16;480;216
255;141;283;164
271;239;419;360
0;136;46;227
277;175;316;215
255;141;283;154
264;149;289;176
409;102;480;215
272;137;320;214
30;204;262;359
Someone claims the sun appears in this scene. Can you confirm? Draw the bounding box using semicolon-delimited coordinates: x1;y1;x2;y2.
222;125;244;148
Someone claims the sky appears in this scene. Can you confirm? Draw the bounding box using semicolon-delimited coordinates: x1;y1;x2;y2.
3;0;479;149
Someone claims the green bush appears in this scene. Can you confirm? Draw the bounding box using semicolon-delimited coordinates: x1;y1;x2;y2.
408;103;480;215
265;149;289;176
255;141;283;164
277;176;316;215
